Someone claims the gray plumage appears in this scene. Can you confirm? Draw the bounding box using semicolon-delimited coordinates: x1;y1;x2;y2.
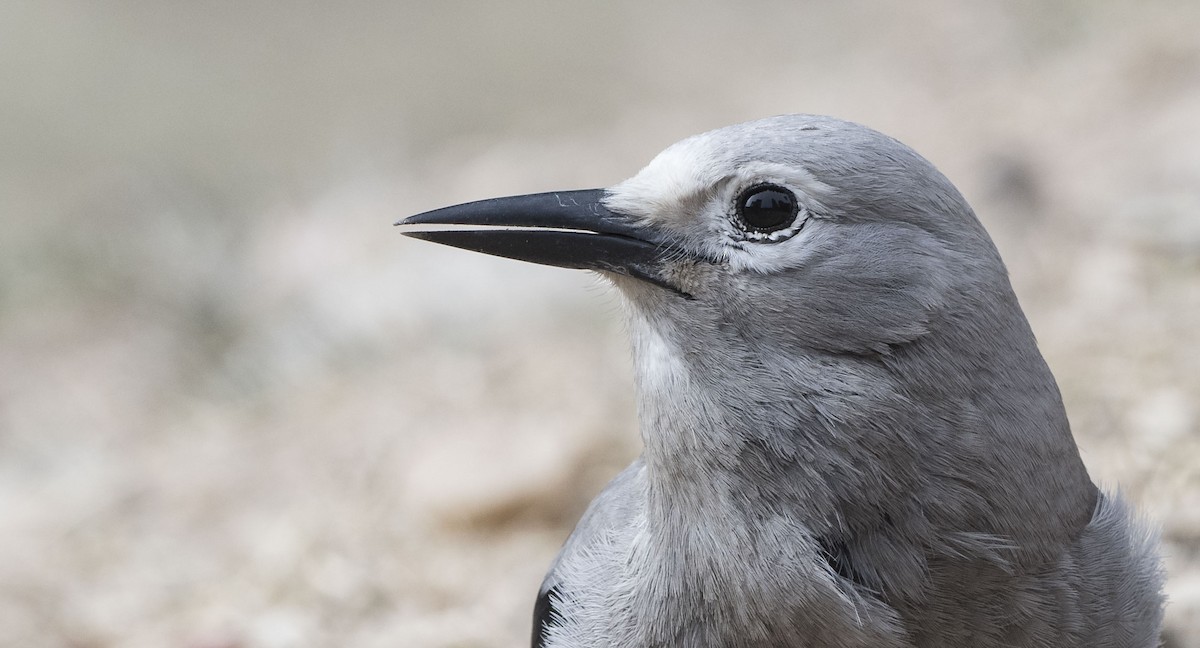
401;115;1164;647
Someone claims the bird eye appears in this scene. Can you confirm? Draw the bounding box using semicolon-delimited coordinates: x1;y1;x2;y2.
736;184;798;233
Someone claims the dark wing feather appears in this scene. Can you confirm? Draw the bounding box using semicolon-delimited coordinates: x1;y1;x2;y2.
532;584;561;648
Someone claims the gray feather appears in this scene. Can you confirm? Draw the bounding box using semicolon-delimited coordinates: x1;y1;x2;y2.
540;115;1163;647
405;114;1166;647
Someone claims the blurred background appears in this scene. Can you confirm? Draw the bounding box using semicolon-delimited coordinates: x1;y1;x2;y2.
1;1;1198;646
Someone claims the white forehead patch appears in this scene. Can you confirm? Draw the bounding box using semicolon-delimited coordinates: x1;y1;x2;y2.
603;129;835;221
601;124;840;275
602;133;721;226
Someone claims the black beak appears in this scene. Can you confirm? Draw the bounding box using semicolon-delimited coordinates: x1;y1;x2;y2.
397;189;689;294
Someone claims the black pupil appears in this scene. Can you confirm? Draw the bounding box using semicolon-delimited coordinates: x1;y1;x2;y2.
741;187;796;231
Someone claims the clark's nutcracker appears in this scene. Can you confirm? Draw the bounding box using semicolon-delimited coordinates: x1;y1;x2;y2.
398;115;1164;647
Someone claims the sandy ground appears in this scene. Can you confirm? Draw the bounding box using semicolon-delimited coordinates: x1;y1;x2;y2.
1;1;1198;646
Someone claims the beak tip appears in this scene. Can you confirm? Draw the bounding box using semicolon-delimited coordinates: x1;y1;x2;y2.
394;213;423;226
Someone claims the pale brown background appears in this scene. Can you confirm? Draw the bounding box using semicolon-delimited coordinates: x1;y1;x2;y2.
1;1;1198;646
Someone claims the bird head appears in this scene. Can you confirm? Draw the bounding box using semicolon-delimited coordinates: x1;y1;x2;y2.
399;115;1095;571
401;115;1004;355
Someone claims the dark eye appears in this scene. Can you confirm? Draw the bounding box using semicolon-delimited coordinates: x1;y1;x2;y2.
736;184;798;233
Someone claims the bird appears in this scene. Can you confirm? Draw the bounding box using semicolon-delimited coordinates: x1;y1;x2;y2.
397;115;1164;648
